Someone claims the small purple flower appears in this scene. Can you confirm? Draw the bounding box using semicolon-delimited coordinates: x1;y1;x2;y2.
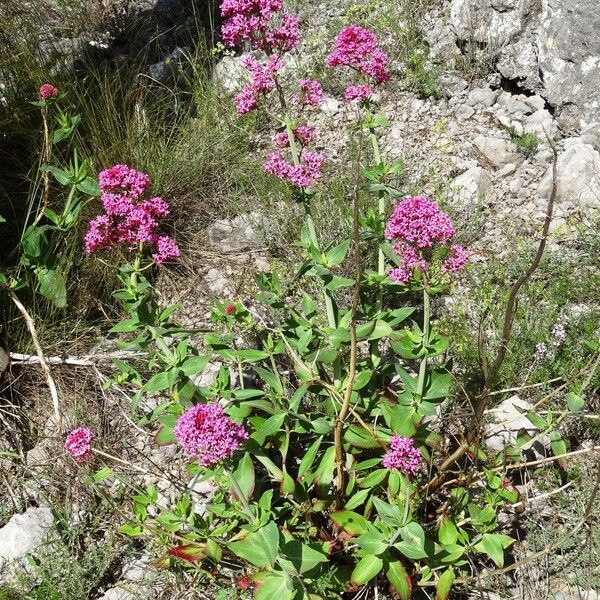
39;83;58;101
174;403;248;467
64;427;94;465
383;435;422;476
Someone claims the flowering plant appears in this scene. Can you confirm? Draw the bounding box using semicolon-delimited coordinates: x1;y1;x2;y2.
68;4;571;599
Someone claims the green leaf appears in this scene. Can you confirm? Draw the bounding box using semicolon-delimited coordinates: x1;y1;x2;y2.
181;355;210;377
566;391;584;413
359;468;388;489
438;515;458;545
229;521;280;568
435;568;455;600
355;532;388;555
326;238;351;267
252;571;295;600
330;511;370;536
399;522;425;549
344;488;370;510
298;436;323;479
475;533;508;568
313;445;336;493
43;166;71;185
109;319;140;333
155;424;177;446
324;275;355;291
384;558;412;599
281;540;329;574
118;523;144;537
90;466;112;483
251;413;286;445
233;452;255;500
143;371;174;392
254;366;284;395
37;268;67;308
76;176;100;196
0;214;5;223
351;555;383;585
550;431;567;457
235;349;271;362
372;496;402;527
424;370;451;400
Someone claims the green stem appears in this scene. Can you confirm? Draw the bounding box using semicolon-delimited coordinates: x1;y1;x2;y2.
285;119;337;330
225;468;256;523
416;288;430;400
402;475;411;525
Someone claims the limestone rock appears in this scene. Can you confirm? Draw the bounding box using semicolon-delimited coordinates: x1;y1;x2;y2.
206;213;263;252
452;166;493;201
0;507;54;578
537;138;600;210
214;55;248;94
474;135;522;168
484;395;549;454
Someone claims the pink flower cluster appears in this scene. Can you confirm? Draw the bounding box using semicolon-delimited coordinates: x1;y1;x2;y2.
235;55;282;115
345;83;372;102
174;403;248;467
382;435;422;476
326;25;389;101
221;0;301;53
84;165;180;265
385;196;468;284
264;147;324;188
64;427;94;465
295;79;323;106
39;83;58;101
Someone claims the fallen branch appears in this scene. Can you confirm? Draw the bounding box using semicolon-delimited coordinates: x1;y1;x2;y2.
10;350;147;366
3;286;61;423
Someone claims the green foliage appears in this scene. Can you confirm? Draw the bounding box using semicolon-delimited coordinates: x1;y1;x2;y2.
97;98;521;599
505;126;540;155
405;48;442;99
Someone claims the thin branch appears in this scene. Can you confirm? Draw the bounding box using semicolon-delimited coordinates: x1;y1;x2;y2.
10;350;147;366
3;286;61;423
334;123;363;507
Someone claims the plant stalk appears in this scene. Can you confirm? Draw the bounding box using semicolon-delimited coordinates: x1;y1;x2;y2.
416;288;430;400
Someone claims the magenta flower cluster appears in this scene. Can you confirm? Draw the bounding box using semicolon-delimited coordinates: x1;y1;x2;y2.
221;0;301;53
385;196;468;284
382;435;422;476
234;55;283;115
326;25;389;102
64;427;94;465
174;403;248;467
221;0;325;189
84;165;180;265
39;83;58;101
264;147;324;189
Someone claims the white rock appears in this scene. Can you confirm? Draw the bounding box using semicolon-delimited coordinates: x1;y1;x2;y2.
320;97;342;117
454;104;475;121
452;166;492;202
467;87;500;108
98;586;141;600
538;138;600;210
474;135;522;168
203;268;233;297
213;55;248;94
0;347;8;373
0;507;54;577
484;395;549;453
206;212;263;252
524;109;558;140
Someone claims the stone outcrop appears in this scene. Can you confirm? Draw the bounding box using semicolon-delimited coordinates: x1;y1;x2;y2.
450;0;600;135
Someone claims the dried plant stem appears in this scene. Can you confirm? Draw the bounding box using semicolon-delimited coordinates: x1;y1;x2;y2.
426;138;559;493
4;286;60;423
